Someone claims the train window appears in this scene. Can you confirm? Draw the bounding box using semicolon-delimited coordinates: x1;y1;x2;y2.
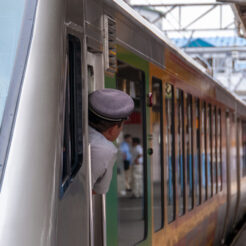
166;83;175;223
195;98;201;205
116;62;147;246
177;89;185;216
213;107;217;194
152;77;164;232
207;104;212;198
242;121;246;177
61;34;83;194
186;93;193;210
201;102;207;202
218;109;222;190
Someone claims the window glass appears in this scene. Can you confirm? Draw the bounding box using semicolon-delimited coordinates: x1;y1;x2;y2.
195;99;201;205
217;109;222;190
61;35;83;193
166;83;175;222
207;104;212;197
201;103;207;201
0;0;26;127
177;89;185;215
152;78;164;231
186;94;193;210
213;107;217;193
116;62;146;246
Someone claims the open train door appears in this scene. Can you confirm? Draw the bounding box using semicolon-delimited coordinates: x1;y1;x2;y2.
105;46;152;246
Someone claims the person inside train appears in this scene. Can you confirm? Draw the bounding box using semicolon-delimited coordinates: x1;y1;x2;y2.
88;88;134;194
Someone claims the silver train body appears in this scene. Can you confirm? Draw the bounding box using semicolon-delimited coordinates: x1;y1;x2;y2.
0;0;246;246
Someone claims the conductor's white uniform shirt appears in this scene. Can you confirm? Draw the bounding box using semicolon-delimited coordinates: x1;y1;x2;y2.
89;126;117;194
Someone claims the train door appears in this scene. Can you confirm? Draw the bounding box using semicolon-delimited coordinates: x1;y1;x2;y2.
105;46;152;246
116;61;148;246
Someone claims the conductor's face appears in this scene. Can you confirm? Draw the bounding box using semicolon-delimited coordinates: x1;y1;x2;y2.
104;122;124;142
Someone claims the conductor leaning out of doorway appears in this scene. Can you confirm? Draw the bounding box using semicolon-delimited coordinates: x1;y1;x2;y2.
88;88;134;194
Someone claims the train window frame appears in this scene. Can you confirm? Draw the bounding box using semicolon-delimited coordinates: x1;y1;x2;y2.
165;82;176;223
152;77;164;232
218;109;222;190
176;88;185;216
60;34;83;196
185;93;194;210
195;98;201;205
202;102;208;201
212;106;217;194
207;104;212;198
242;121;246;177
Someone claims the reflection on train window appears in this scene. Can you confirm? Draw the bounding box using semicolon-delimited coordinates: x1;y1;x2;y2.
152;78;164;232
195;98;201;205
186;93;193;210
217;109;222;190
242;121;246;177
61;34;83;195
213;107;217;193
207;104;212;197
116;62;146;246
177;89;185;216
201;102;207;201
166;83;175;223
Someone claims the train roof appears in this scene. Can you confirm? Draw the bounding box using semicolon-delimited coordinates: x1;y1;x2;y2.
107;0;246;116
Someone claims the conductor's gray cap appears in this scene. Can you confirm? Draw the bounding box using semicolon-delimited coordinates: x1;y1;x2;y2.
89;88;134;121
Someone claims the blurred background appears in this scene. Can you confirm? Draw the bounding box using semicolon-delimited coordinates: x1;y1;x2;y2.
124;0;246;102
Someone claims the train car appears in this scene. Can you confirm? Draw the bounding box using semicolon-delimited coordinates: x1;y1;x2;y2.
0;0;246;246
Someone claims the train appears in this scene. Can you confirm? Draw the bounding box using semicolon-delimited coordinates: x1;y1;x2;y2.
0;0;246;245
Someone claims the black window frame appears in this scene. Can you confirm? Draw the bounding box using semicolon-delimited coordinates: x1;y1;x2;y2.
177;88;185;216
186;93;194;210
242;121;246;177
195;98;201;205
152;77;164;231
60;34;83;197
165;83;176;223
217;109;222;190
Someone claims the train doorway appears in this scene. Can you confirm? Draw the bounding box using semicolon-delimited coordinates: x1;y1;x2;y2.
115;60;147;246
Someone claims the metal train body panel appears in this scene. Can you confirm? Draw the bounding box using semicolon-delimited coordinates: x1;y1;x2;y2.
0;0;246;246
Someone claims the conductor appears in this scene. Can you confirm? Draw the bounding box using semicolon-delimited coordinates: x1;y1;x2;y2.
88;88;134;194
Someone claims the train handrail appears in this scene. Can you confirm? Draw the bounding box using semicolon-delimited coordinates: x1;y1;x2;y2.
88;144;94;246
102;194;107;246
